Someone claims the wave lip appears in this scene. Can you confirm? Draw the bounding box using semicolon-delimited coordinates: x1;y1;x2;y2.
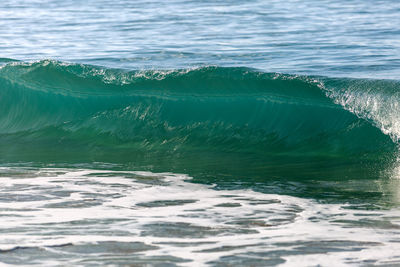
324;77;400;143
0;60;397;179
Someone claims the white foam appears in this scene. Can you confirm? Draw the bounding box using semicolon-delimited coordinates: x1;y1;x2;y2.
323;81;400;143
0;167;399;266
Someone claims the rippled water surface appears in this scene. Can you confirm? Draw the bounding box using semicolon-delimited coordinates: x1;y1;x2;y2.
0;0;400;78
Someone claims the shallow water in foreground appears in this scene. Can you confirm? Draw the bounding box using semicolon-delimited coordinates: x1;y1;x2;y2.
1;167;400;266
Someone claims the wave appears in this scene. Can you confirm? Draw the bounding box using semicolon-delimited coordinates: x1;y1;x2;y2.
0;60;398;180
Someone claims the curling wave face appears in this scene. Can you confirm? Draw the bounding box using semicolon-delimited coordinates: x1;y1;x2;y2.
0;60;398;182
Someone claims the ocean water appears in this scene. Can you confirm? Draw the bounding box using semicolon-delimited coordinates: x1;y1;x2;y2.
1;0;400;266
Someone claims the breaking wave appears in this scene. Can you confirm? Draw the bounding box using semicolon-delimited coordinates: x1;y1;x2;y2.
0;60;398;180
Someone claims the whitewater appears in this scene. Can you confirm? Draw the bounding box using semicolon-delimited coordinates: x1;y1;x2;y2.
1;167;400;266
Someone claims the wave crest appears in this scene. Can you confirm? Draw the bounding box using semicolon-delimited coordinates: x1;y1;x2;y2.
0;60;397;178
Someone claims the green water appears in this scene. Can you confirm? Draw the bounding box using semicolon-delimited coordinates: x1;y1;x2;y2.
0;61;398;205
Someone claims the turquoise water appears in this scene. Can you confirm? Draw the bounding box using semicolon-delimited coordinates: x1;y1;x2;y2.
1;0;400;266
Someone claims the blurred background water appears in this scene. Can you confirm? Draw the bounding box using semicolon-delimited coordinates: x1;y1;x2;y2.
1;0;400;78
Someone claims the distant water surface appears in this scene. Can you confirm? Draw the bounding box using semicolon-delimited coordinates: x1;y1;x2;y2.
0;0;400;78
